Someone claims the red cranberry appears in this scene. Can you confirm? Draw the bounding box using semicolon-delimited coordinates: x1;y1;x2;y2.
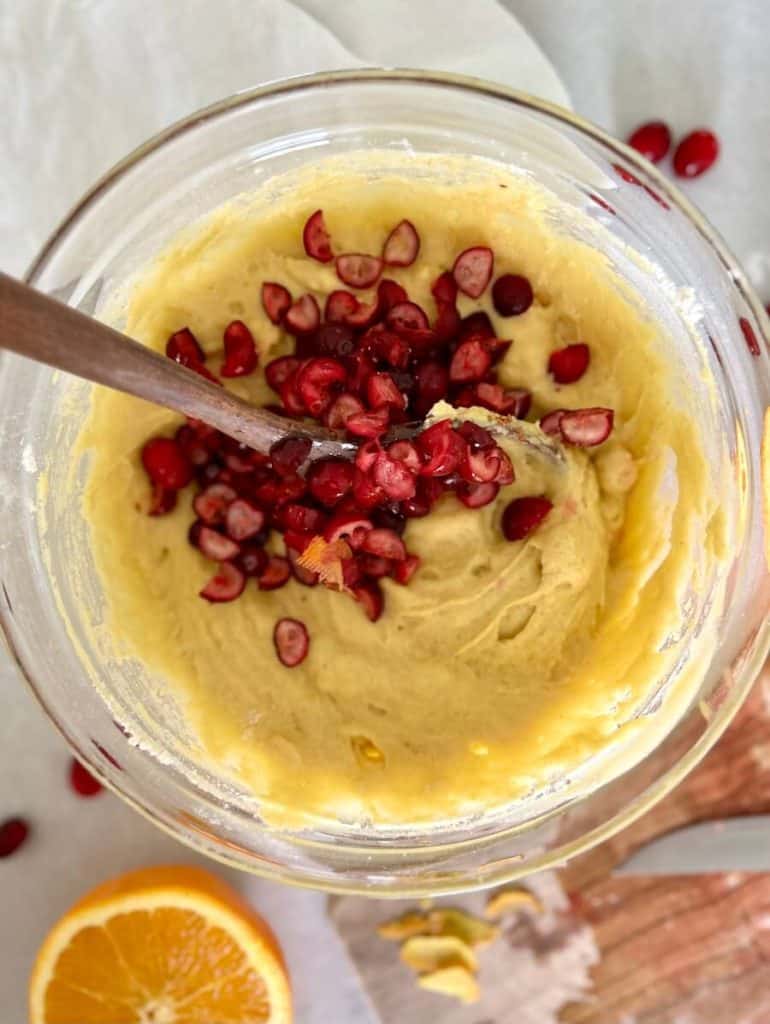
492;274;534;316
627;121;671;163
141;437;193;490
502;496;553;541
673;129;719;178
307;459;355;507
0;817;29;858
70;758;103;797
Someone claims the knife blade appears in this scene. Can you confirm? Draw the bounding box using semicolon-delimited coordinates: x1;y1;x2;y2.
614;816;770;875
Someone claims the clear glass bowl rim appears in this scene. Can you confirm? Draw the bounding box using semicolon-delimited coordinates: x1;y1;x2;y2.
6;67;770;895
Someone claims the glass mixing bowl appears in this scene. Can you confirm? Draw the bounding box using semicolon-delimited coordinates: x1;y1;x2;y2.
3;70;770;896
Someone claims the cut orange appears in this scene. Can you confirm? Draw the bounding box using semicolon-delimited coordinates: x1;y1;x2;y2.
29;864;292;1024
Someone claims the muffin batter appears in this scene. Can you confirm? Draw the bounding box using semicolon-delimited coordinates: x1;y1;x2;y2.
77;155;724;826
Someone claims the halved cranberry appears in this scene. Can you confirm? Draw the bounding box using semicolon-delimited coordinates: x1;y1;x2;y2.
377;278;408;311
325;392;365;430
346;407;390;439
285;294;321;335
286;547;319;587
413;361;450;416
193;482;238;524
148;484;177;516
141;437;193;490
166;327;205;366
417;420;465;477
366;372;406;411
196;526;241;561
453;246;494;298
258;555;291;591
225;498;265;541
362;527;406;561
386;301;430;334
235;544;269;578
559;408;614;446
265;355;300;393
200;561;246;602
355;439;381;473
539;409;566;436
352;579;384;622
220;320;258;377
344;297;380;329
352;468;386;509
373;452;417;500
279;503;327;535
358;554;392;578
432;271;458;306
740;316;761;358
307;458;355;506
460;446;503;484
324;511;374;545
261;282;292;324
449;337;493;382
297;357;348;417
336;253;384;289
501;496;553;541
274;618;310;666
303;209;333;263
269;435;312;477
548;343;590;384
673;129;719;178
325;289;358;324
387;440;420;474
456;481;500;508
627;120;671;163
70;758;102;797
0;818;29;858
491;274;533;317
382;219;420;266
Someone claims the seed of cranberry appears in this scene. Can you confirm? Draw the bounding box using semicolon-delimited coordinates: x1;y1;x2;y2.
501;496;553;541
627;121;671;163
70;757;103;797
269;436;312;477
307;459;355;507
141;437;193;490
492;274;534;316
0;817;29;858
673;129;719;179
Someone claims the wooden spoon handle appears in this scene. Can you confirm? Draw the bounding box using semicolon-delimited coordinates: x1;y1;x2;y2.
0;272;348;458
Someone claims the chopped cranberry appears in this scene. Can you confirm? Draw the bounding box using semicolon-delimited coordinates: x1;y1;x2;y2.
456;481;500;508
70;758;102;797
283;529;314;553
220;320;258;377
141;437;193;490
325;392;366;430
377;278;408;311
355;439;381;474
235;543;269;578
472;382;521;414
196;526;241;562
269;435;312;477
273;474;308;505
460;446;503;484
432;271;458;306
414;361;450;416
193;482;238;524
346;407;390;439
175;424;212;467
627;121;672;163
324;511;374;545
417;420;465;477
303;209;333;263
501;496;553;541
265;355;300;393
492;274;534;316
286;546;319;587
382;219;420;267
257;554;291;591
279;370;309;416
315;323;357;359
559;407;614;446
358;554;392;578
453;246;494;298
262;282;292;324
325;289;359;324
0;818;29;858
740;316;761;358
274;618;310;666
361;527;407;561
673;129;719;178
459;311;495;341
386;301;430;334
366;372;406;411
200;561;246;602
373;452;417;500
387;440;420;474
285;293;321;335
539;409;566;436
225;498;266;541
148;484;177;516
307;459;355;506
485;337;512;365
449;337;493;382
336;253;384;289
279;503;327;535
166;327;205;367
548;343;590;384
456;421;495;450
392;554;421;585
297;357;348;417
352;579;384;622
373;503;408;535
433;302;462;344
352;468;387;509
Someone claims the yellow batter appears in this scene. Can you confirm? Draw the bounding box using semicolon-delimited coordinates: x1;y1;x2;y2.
77;155;725;827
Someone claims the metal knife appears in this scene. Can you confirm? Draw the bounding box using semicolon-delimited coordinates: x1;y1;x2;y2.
614;816;770;875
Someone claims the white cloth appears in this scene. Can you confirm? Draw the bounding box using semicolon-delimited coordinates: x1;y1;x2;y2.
0;3;566;1021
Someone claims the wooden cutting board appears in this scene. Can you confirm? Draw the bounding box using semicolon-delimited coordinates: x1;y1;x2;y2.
557;666;770;1023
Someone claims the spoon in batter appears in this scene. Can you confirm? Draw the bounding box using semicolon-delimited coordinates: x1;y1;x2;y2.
0;272;562;464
